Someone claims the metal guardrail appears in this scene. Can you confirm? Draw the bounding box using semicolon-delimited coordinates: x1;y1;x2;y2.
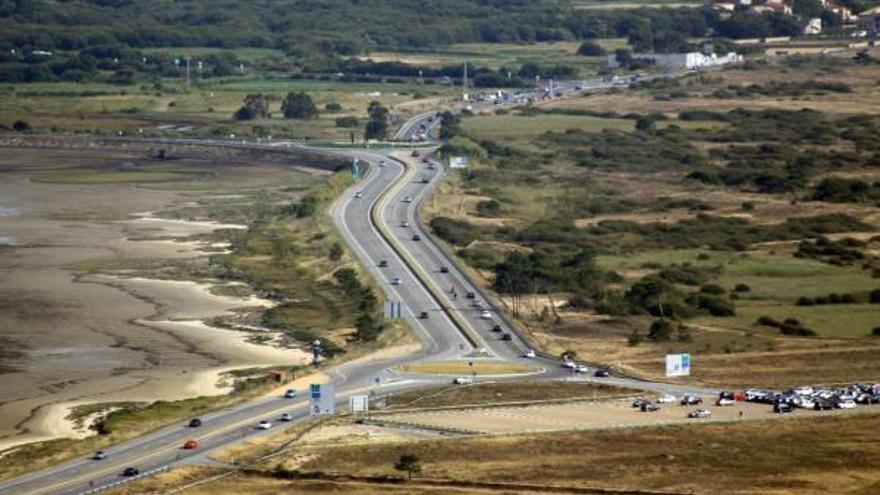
74;465;170;495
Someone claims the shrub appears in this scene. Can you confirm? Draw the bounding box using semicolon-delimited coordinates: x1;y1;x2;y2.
870;289;880;304
335;116;360;128
700;284;726;295
734;283;751;292
756;316;780;327
628;329;643;346
796;296;814;306
577;41;606;56
873;327;880;336
648;319;674;342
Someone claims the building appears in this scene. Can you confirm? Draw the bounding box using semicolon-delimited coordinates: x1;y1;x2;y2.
804;18;823;35
765;0;793;15
607;51;743;70
859;6;880;33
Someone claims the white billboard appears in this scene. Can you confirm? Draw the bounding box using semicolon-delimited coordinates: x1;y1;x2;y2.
309;383;335;416
665;353;691;377
449;156;469;169
349;394;369;413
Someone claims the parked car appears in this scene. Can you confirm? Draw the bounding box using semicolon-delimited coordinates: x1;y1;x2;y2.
92;451;107;460
257;420;272;430
480;310;492;319
284;389;298;399
640;402;660;412
281;412;293;421
835;398;856;409
183;439;198;449
688;408;712;419
188;418;202;428
657;394;676;404
716;397;736;407
681;395;703;406
855;393;879;405
122;467;140;477
814;398;834;410
774;402;794;413
632;399;650;408
453;376;473;385
594;368;611;378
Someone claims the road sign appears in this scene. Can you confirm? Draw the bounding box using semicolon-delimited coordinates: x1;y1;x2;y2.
384;301;403;319
449;156;469;169
309;383;335;416
665;353;691;377
350;394;369;413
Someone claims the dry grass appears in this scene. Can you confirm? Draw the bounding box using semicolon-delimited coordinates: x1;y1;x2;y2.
397;361;540;376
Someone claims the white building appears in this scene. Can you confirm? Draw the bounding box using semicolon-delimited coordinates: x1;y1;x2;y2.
607;51;743;70
804;18;822;35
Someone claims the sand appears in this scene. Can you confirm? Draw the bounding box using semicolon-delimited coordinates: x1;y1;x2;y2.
0;153;311;451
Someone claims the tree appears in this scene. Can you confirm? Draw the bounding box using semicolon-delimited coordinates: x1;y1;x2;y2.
577;41;606;57
792;0;823;18
364;101;389;140
635;115;656;133
394;453;422;480
281;91;318;119
648;319;674;342
438;111;460;139
328;242;343;261
234;94;268;121
325;102;342;112
12;120;31;133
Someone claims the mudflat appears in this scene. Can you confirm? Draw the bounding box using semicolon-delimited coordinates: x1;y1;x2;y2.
0;148;317;450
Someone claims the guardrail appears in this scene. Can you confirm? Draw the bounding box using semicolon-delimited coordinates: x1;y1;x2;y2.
74;465;170;495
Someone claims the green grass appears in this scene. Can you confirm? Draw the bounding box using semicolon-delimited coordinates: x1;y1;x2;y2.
35;169;195;184
697;302;879;339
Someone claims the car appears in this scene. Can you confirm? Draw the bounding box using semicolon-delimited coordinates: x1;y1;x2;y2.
716;397;736;407
412;234;421;241
472;299;482;308
188;418;202;428
856;393;880;405
814;398;834;410
284;389;298;399
523;349;536;358
402;196;413;203
421;157;429;163
480;310;492;319
453;376;473;385
572;364;588;373
439;266;449;273
427;163;436;170
491;324;502;332
401;221;409;228
420;177;430;184
390;277;402;285
122;467;140;477
688;408;712;419
465;292;476;299
501;333;513;341
92;451;107;460
257;420;272;430
633;399;650;408
281;412;293;421
593;368;610;378
354;191;363;199
640;402;660;412
411;150;420;157
835;398;856;409
419;311;429;319
792;396;815;409
774;402;794;413
378;259;388;268
657;394;676;404
681;395;703;406
183;439;198;449
378;160;387;167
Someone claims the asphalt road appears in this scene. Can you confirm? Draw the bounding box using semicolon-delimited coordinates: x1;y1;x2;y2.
0;109;712;495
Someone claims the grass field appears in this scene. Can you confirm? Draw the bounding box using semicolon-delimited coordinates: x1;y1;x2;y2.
385;380;636;408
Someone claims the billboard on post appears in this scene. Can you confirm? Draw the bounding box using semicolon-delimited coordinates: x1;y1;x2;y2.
665;353;691;377
309;383;335;416
449;156;469;169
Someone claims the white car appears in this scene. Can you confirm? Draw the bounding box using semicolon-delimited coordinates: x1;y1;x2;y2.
390;277;402;285
257;420;272;430
354;191;364;199
688;408;712;419
401;221;409;228
561;360;576;369
716;397;736;406
835;399;856;409
657;394;676;404
793;386;814;396
574;364;589;373
280;413;293;422
523;349;536;358
402;196;413;203
479;310;492;319
453;376;473;385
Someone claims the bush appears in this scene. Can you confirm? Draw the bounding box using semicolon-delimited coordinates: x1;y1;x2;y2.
325;102;342;112
756;315;780;327
628;329;643;346
734;283;751;293
335;116;360;128
870;289;880;304
12;120;32;133
648;319;674;342
796;296;814;306
873;327;880;337
700;284;726;295
577;41;606;57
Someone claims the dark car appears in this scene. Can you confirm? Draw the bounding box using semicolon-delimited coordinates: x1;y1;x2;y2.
774;402;794;413
501;333;512;341
640;402;660;412
439;266;449;273
814;398;834;410
92;451;107;460
378;260;388;268
411;150;420;157
491;324;502;332
680;395;703;406
632;398;650;408
188;418;202;428
412;234;421;241
466;292;476;299
594;368;610;378
419;311;429;319
421;176;430;183
122;467;140;477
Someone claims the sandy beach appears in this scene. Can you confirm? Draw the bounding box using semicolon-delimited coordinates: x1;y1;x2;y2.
0;150;313;451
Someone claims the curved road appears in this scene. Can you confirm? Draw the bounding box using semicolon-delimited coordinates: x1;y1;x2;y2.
0;116;710;495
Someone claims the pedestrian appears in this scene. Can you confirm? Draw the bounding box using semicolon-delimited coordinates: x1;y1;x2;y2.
738;410;743;419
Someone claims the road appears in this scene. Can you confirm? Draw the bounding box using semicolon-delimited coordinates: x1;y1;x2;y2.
0;111;711;495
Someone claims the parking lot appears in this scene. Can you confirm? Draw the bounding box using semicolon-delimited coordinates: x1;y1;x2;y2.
378;392;880;434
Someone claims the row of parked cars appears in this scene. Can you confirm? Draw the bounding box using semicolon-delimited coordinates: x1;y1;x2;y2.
743;383;880;413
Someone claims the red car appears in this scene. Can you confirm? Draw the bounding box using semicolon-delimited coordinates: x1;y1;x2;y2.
183;439;198;449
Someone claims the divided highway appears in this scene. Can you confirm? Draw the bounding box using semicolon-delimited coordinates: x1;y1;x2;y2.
0;115;710;495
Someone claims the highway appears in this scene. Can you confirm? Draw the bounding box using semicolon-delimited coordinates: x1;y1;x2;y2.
0;110;711;495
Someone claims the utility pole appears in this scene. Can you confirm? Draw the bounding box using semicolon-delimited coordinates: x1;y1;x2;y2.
462;58;469;102
185;56;191;89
